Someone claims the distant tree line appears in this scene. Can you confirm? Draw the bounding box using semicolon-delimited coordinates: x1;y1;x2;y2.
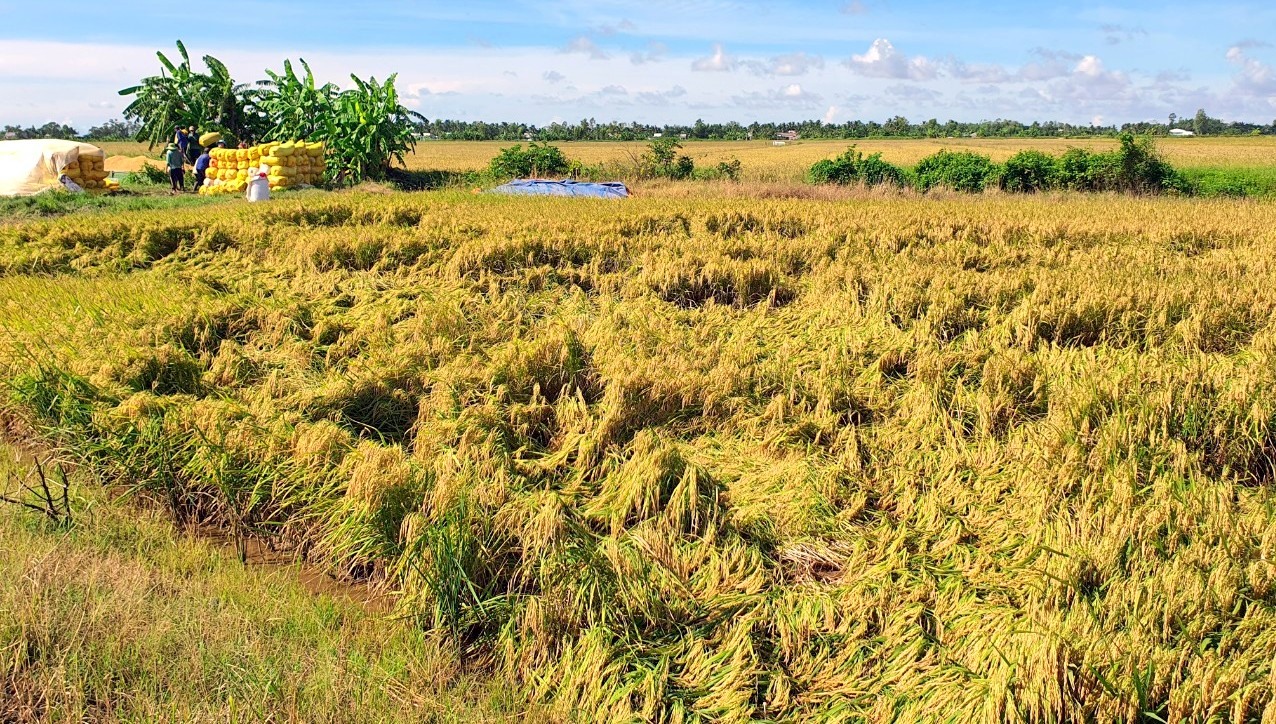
9;108;1275;145
3;118;141;142
418;109;1276;141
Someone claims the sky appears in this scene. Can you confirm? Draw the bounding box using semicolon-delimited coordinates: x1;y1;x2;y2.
2;0;1274;129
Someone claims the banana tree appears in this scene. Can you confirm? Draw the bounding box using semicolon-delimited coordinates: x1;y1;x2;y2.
123;44;424;183
119;41;260;148
255;59;339;142
202;54;266;143
323;73;425;185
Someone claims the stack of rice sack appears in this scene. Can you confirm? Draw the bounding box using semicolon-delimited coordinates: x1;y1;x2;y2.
260;141;326;191
199;140;326;196
62;149;110;189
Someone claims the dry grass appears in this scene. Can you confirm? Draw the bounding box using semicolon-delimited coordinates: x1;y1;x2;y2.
3;189;1276;720
0;446;527;723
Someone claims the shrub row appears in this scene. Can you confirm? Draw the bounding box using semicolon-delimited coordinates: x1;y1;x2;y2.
808;134;1191;195
487;138;742;183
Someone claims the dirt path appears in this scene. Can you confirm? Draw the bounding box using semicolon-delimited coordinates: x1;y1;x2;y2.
103;155;161;173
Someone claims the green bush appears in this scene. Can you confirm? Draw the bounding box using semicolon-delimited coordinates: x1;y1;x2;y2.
1112;134;1187;194
1000;150;1058;193
489;143;571;179
693;158;743;182
807;146;906;187
913;150;1000;193
642;138;695;180
716;159;742;181
1056;135;1186;194
1057;148;1099;191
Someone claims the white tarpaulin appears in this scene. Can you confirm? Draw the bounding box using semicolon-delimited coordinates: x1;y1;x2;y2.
0;139;106;197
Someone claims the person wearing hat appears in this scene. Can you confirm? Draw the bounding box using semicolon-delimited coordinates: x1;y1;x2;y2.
165;142;186;193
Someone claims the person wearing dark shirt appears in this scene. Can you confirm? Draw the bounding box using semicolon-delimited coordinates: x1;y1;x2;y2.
175;126;189;153
193;147;211;191
185;126;200;164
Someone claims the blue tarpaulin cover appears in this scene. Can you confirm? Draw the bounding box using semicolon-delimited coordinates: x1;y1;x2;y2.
489;179;629;198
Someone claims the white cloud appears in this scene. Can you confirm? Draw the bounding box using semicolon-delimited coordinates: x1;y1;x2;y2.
634;85;687;106
562;36;609;60
1016;49;1081;82
1155;69;1191;83
1232;39;1272;50
1016;53;1136;114
732;83;822;109
1074;55;1105;77
841;0;869;15
1100;24;1147;46
884;84;942;102
594;19;637;36
845;39;938;80
1227;44;1276;98
0;32;1262;130
692;44;736;72
947;59;1011;83
767;52;824;77
630;41;668;65
822;105;840;124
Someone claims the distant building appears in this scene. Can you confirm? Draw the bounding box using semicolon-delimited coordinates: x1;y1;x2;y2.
653;132;663;138
2;131;15;140
1169;128;1196;137
775;130;800;141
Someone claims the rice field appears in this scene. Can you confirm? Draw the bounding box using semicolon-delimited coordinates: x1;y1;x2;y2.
411;137;1276;183
96;136;1276;184
4;188;1276;721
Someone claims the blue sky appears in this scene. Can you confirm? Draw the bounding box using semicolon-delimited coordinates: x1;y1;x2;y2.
2;0;1273;128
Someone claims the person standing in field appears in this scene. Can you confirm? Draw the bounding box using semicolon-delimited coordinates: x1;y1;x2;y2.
165;143;186;193
185;126;201;164
175;126;189;156
193;146;211;192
